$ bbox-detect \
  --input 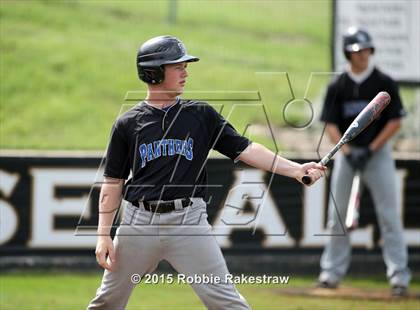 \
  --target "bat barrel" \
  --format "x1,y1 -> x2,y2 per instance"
341,91 -> 391,142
